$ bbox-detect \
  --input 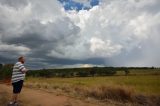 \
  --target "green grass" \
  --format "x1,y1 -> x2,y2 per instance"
115,69 -> 160,76
26,75 -> 160,95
